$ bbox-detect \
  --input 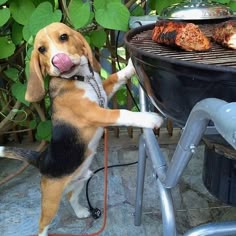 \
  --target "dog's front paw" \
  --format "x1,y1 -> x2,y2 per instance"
141,112 -> 163,129
75,205 -> 91,219
122,58 -> 136,79
127,58 -> 134,69
38,226 -> 49,236
117,110 -> 163,129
